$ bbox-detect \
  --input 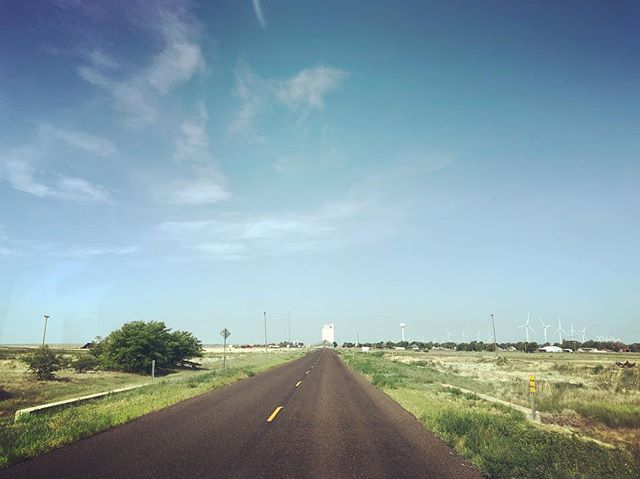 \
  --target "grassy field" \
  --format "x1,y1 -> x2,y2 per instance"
340,349 -> 640,479
0,346 -> 304,469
